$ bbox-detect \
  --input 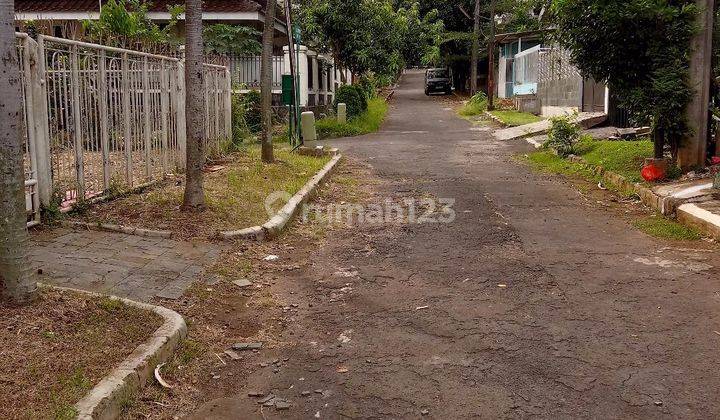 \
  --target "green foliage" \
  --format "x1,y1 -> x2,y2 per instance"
334,85 -> 368,119
490,110 -> 542,127
551,0 -> 697,158
459,92 -> 487,116
82,0 -> 182,48
633,215 -> 701,241
397,3 -> 445,68
318,98 -> 388,139
228,91 -> 251,150
243,90 -> 262,134
357,75 -> 379,100
574,137 -> 656,183
545,114 -> 580,157
203,24 -> 262,56
298,0 -> 444,79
